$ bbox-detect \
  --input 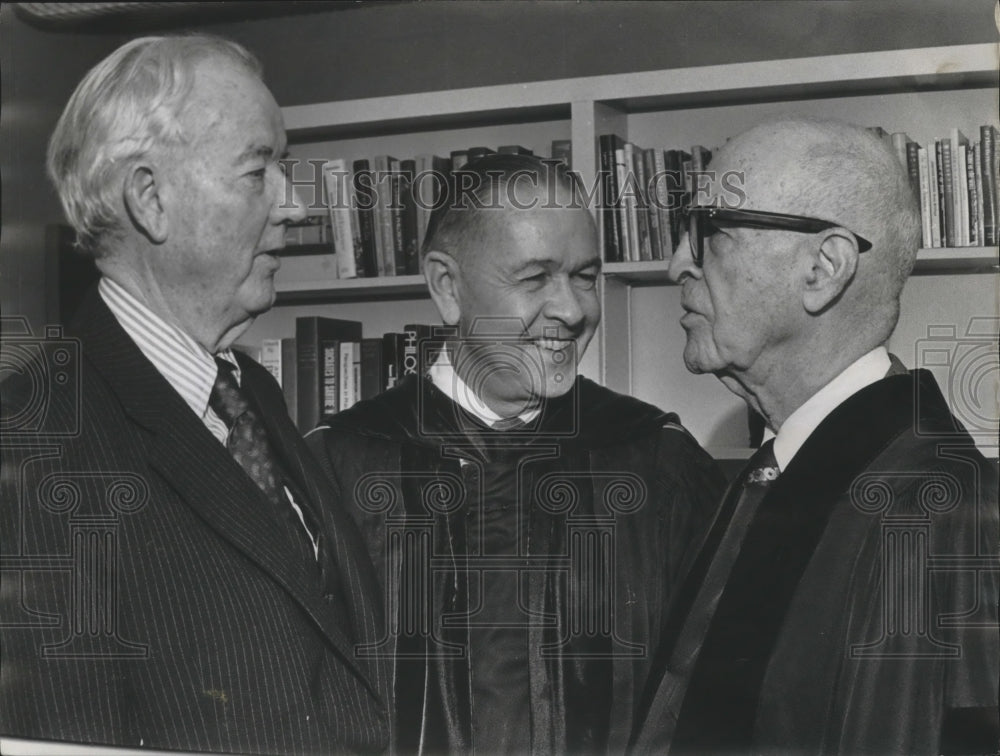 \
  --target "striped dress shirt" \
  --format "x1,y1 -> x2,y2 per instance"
99,277 -> 318,555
